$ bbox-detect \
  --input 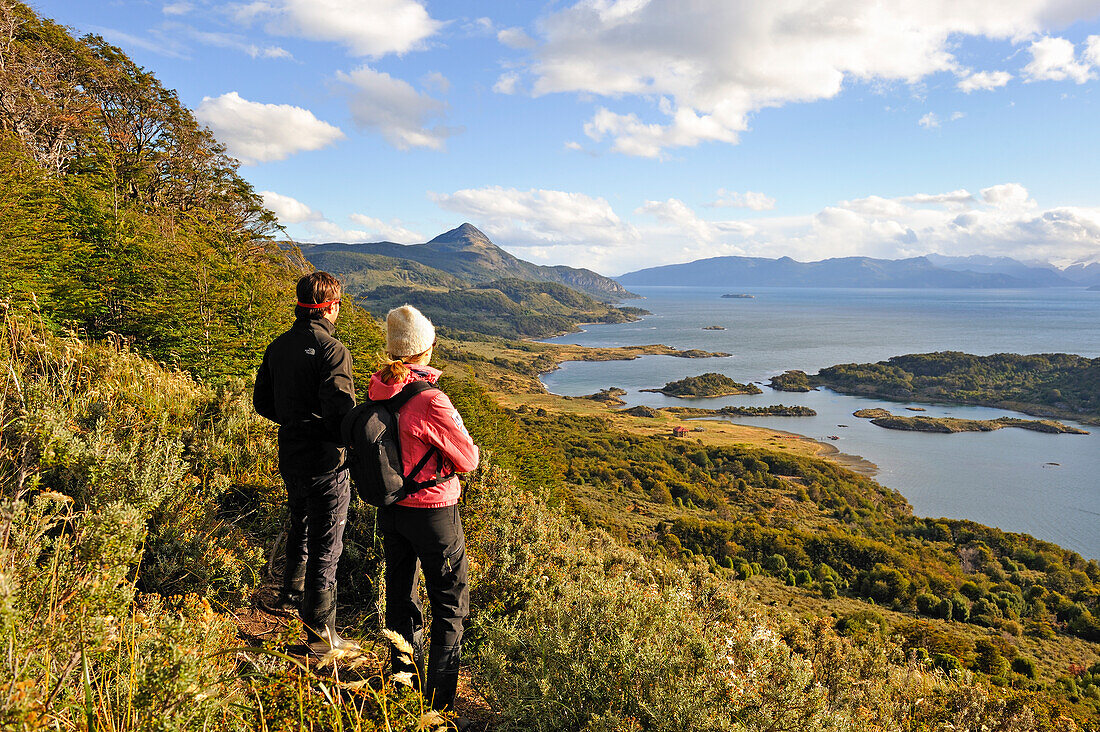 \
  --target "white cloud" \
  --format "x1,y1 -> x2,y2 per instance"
1087,35 -> 1100,67
260,191 -> 416,243
335,66 -> 453,150
422,71 -> 451,93
163,2 -> 194,15
918,112 -> 940,128
183,27 -> 292,59
260,191 -> 325,223
247,0 -> 442,57
897,190 -> 975,209
195,92 -> 344,164
430,187 -> 640,251
1022,36 -> 1095,83
564,141 -> 583,151
950,111 -> 965,121
498,27 -> 537,49
981,182 -> 1033,207
641,184 -> 1100,269
957,70 -> 1012,92
90,25 -> 189,58
348,214 -> 424,243
707,189 -> 776,211
426,183 -> 1100,272
493,72 -> 520,95
311,221 -> 371,241
516,0 -> 1087,156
